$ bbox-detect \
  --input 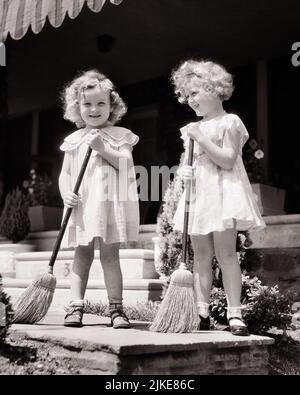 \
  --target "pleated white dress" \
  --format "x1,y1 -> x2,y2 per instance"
60,126 -> 140,247
173,112 -> 266,235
